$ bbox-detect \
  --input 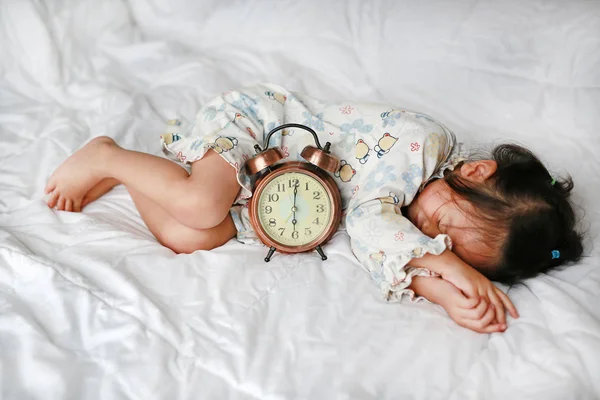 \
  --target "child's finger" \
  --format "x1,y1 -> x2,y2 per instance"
455,293 -> 480,309
496,288 -> 519,319
460,310 -> 506,334
460,293 -> 481,308
461,298 -> 488,320
488,291 -> 506,326
479,323 -> 507,334
475,304 -> 496,329
448,274 -> 477,299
